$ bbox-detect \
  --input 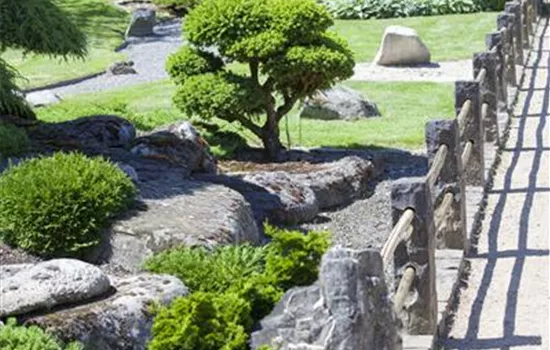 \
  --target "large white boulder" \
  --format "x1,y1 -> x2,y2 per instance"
0,259 -> 111,317
374,25 -> 431,66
